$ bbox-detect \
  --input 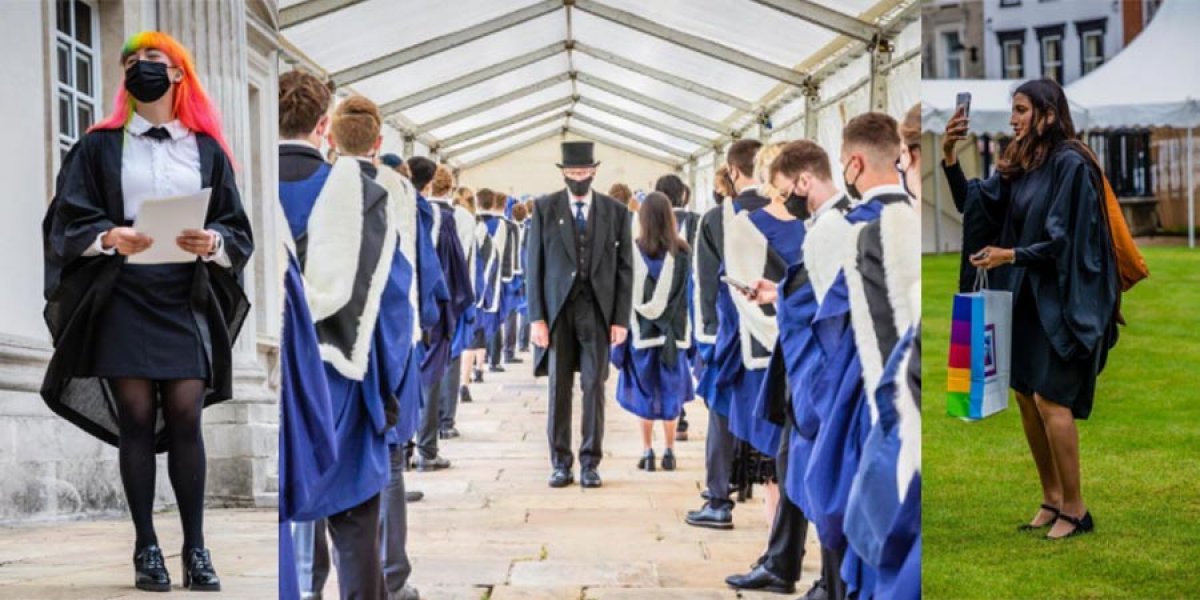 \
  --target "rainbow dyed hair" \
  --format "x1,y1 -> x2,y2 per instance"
90,31 -> 234,162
